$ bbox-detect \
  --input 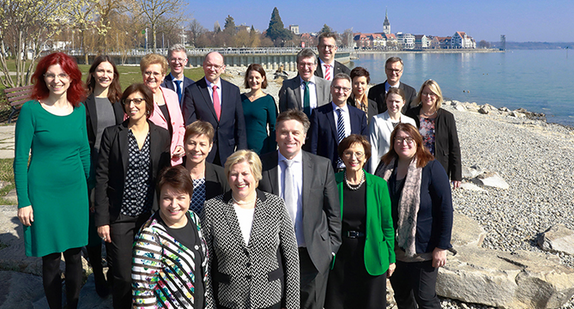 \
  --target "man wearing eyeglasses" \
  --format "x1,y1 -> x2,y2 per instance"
183,51 -> 247,165
368,57 -> 417,113
314,32 -> 350,81
161,44 -> 194,107
309,73 -> 368,172
278,48 -> 332,117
